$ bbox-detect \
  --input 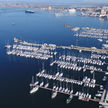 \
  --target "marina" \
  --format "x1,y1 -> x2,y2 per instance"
65,24 -> 108,46
22,38 -> 108,107
1,6 -> 108,108
29,67 -> 108,107
50,60 -> 107,73
29,71 -> 100,103
30,84 -> 100,102
5,38 -> 108,107
6,38 -> 57,60
36,70 -> 99,87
